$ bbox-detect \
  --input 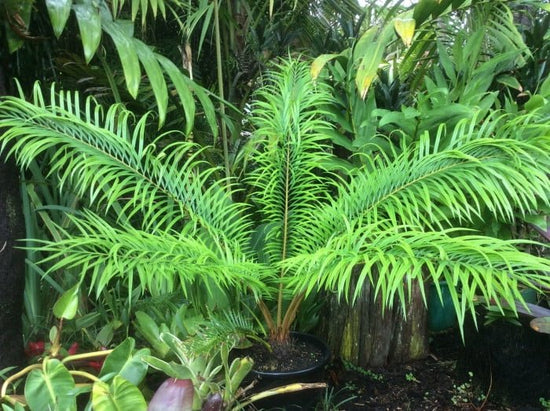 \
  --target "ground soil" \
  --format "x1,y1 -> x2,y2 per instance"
322,330 -> 547,411
246,328 -> 549,410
